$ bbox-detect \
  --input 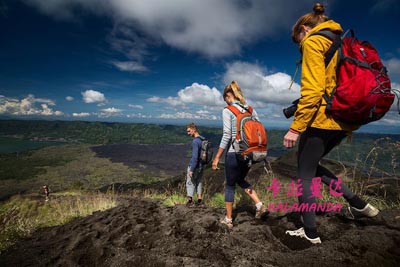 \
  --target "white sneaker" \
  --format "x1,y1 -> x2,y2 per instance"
220,217 -> 233,229
285,227 -> 322,244
349,203 -> 379,218
255,204 -> 268,219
